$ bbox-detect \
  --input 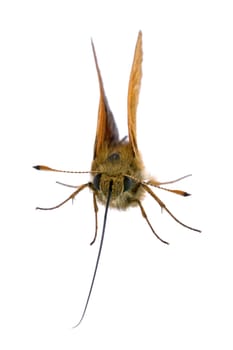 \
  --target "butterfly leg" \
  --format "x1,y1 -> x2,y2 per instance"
142,184 -> 201,233
90,193 -> 99,245
136,200 -> 169,245
36,183 -> 90,210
